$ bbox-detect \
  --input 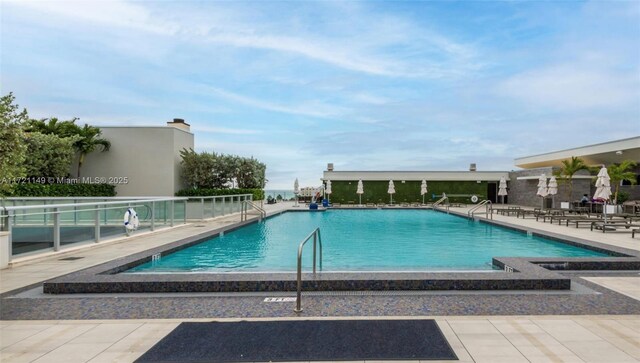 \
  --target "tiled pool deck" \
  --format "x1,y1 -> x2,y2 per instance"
1,202 -> 640,362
